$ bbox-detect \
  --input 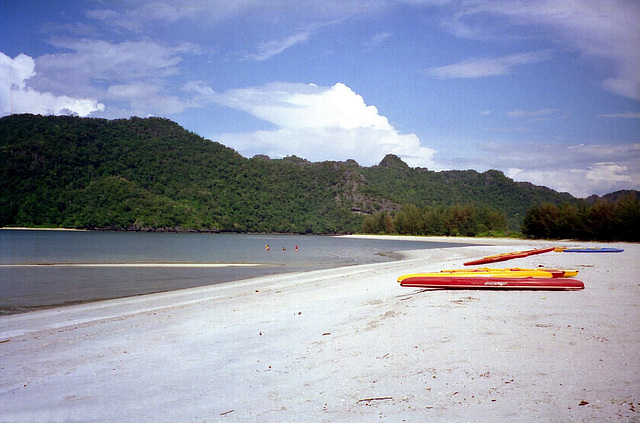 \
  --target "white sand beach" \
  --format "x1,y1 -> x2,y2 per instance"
1,237 -> 638,422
